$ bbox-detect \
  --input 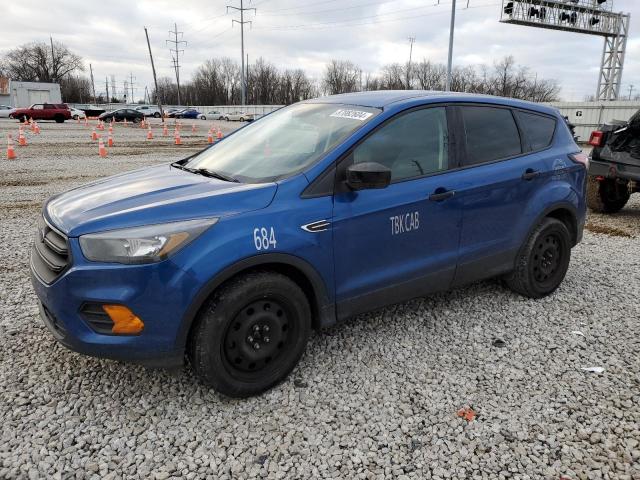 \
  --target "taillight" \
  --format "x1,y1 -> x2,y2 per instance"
588,130 -> 604,147
569,152 -> 589,169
